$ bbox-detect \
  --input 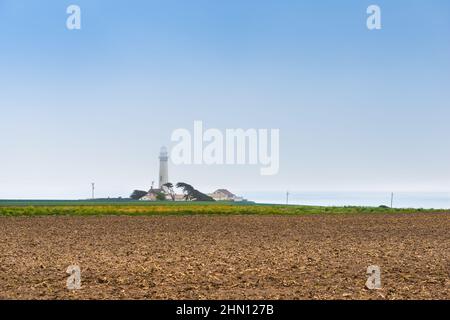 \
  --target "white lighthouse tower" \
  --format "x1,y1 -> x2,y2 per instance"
158,146 -> 169,188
